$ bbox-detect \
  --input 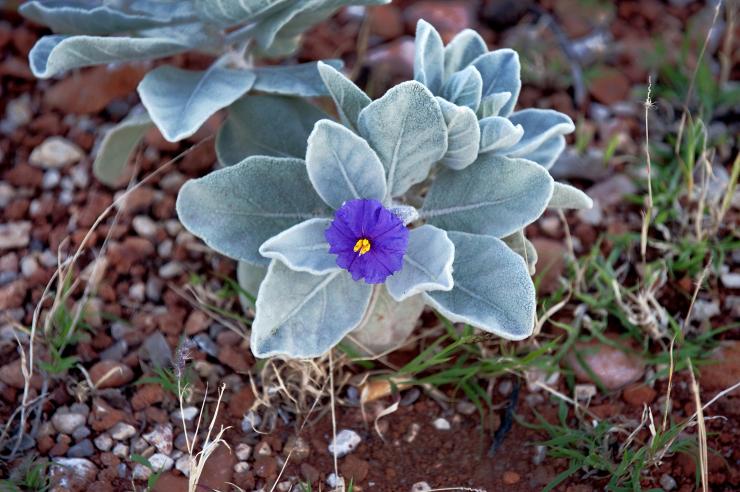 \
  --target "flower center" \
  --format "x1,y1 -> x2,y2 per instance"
353,238 -> 371,256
